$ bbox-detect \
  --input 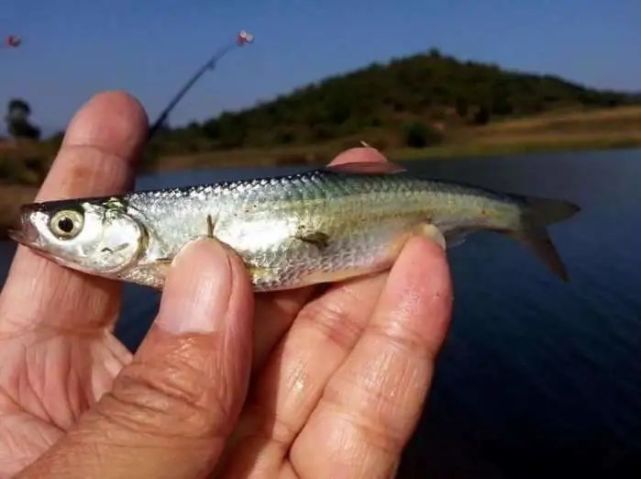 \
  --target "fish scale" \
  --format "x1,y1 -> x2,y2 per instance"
120,169 -> 522,290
